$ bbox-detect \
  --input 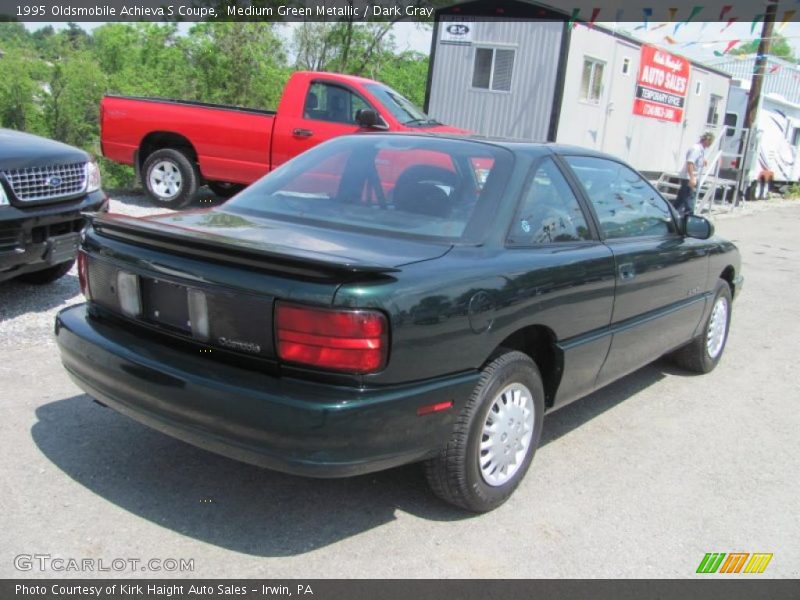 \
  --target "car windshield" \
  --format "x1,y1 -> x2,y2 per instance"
364,83 -> 438,126
226,135 -> 513,243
